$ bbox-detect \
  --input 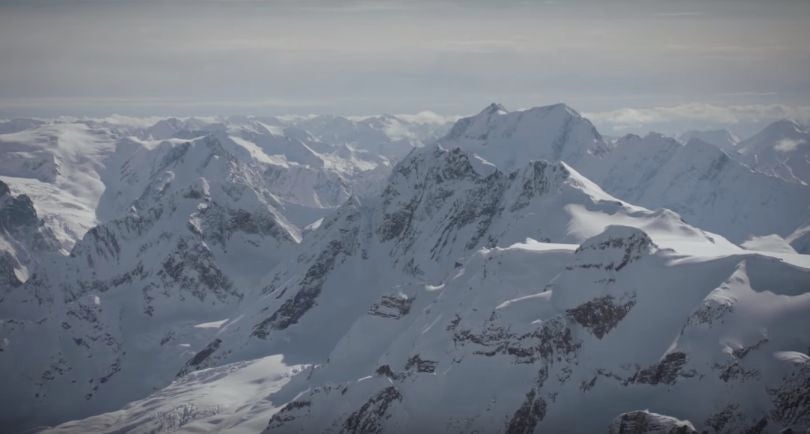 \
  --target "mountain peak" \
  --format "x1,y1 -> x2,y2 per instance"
537,102 -> 579,117
573,225 -> 658,272
763,118 -> 805,134
441,103 -> 607,171
479,102 -> 508,116
742,119 -> 808,149
678,129 -> 739,151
